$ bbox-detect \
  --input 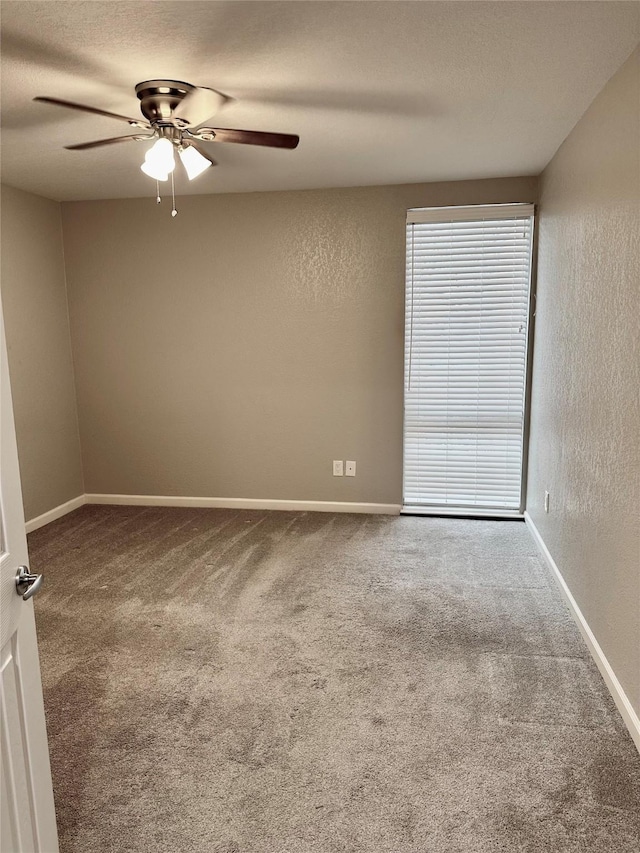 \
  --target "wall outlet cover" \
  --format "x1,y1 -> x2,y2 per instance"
333,460 -> 344,476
